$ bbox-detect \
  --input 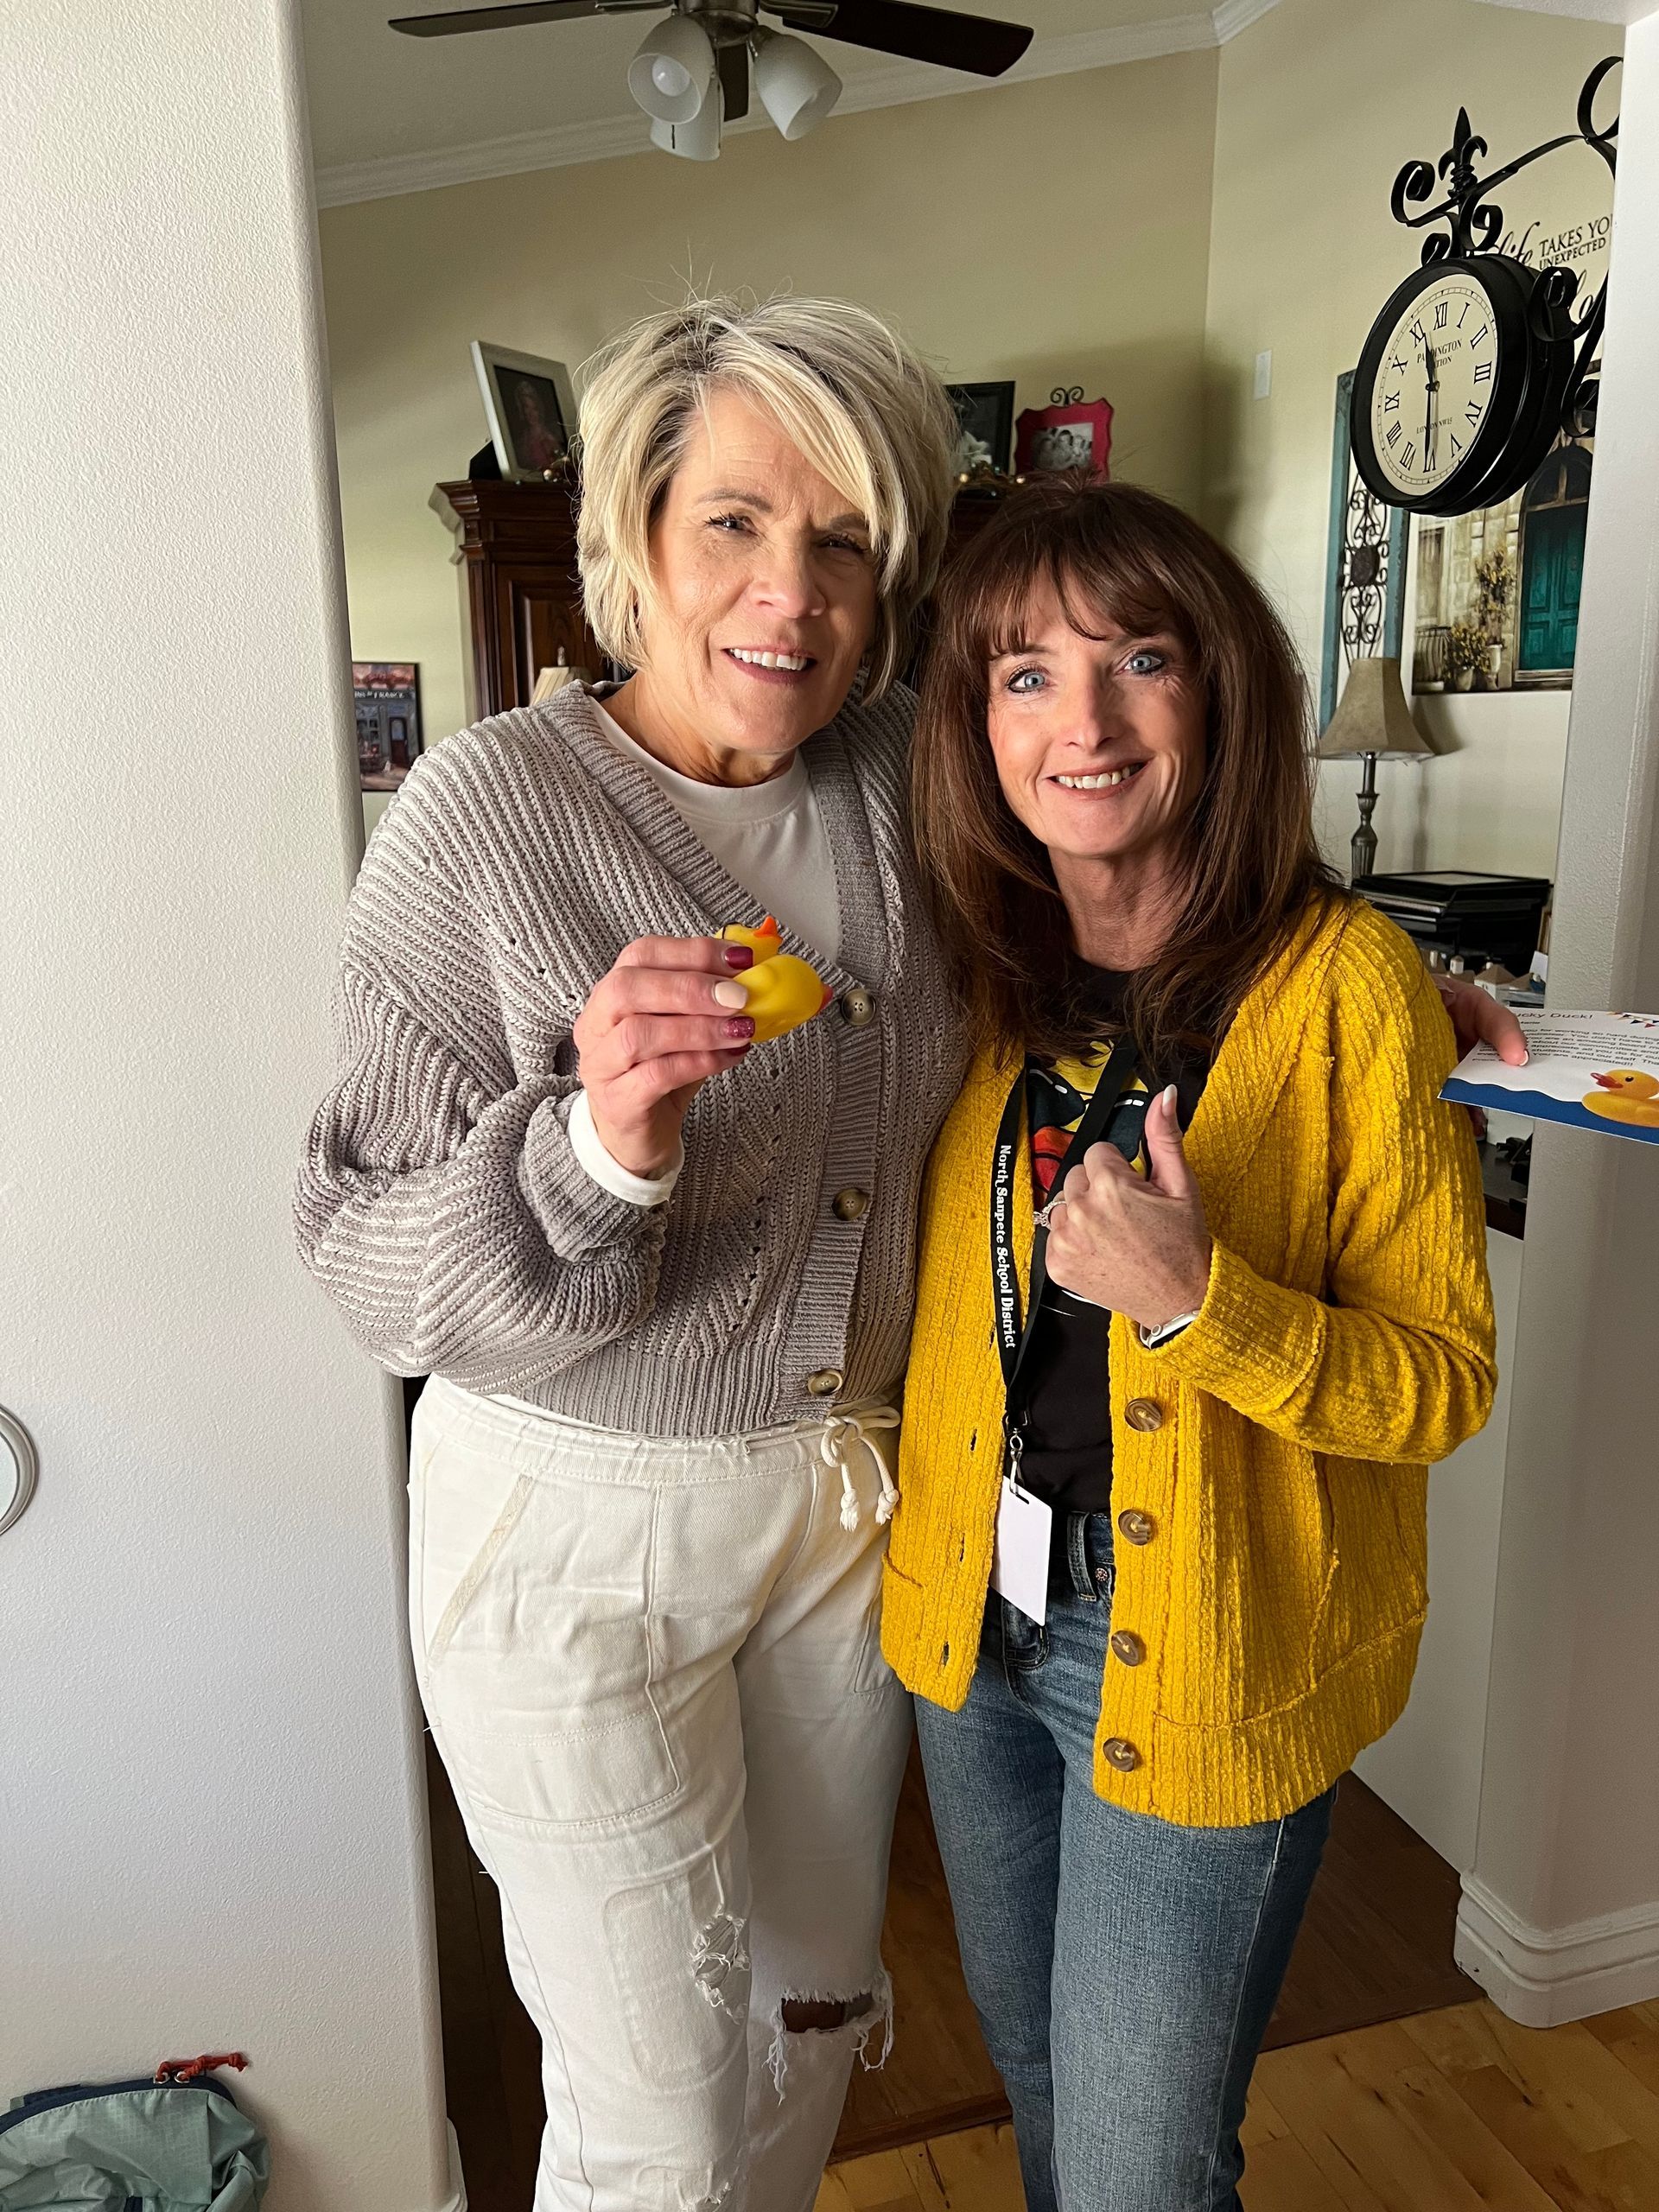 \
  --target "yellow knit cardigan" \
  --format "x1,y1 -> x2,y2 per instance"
883,897 -> 1497,1827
